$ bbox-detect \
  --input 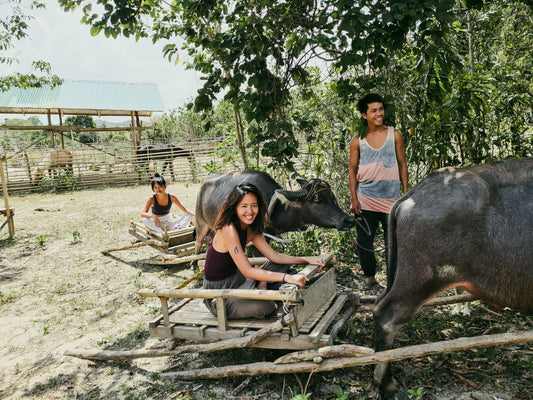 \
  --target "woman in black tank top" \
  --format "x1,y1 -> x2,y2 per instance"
141,173 -> 195,233
202,183 -> 326,320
